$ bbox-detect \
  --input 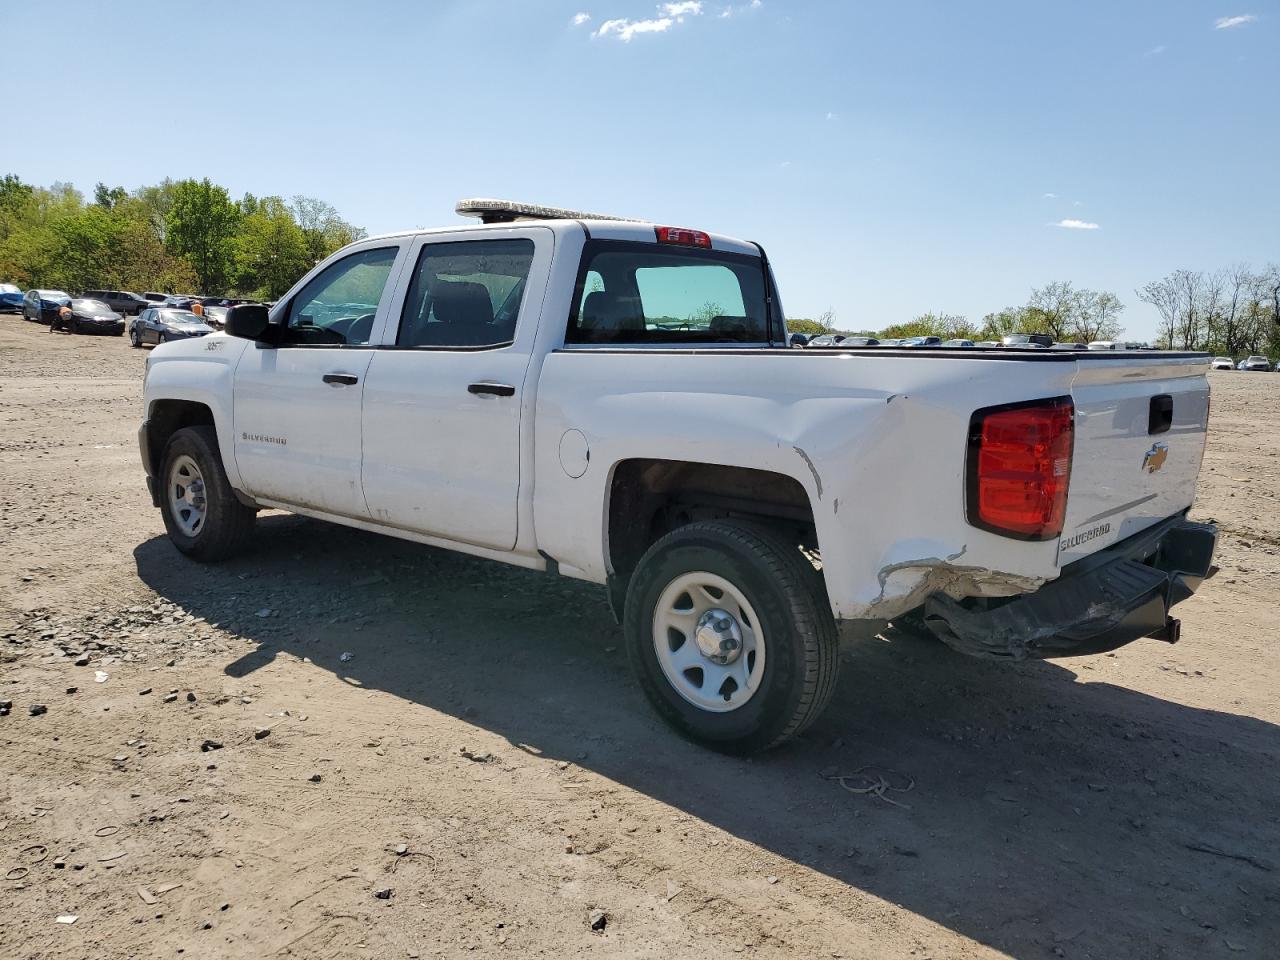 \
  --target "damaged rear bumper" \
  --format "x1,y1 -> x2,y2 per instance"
922,515 -> 1217,660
